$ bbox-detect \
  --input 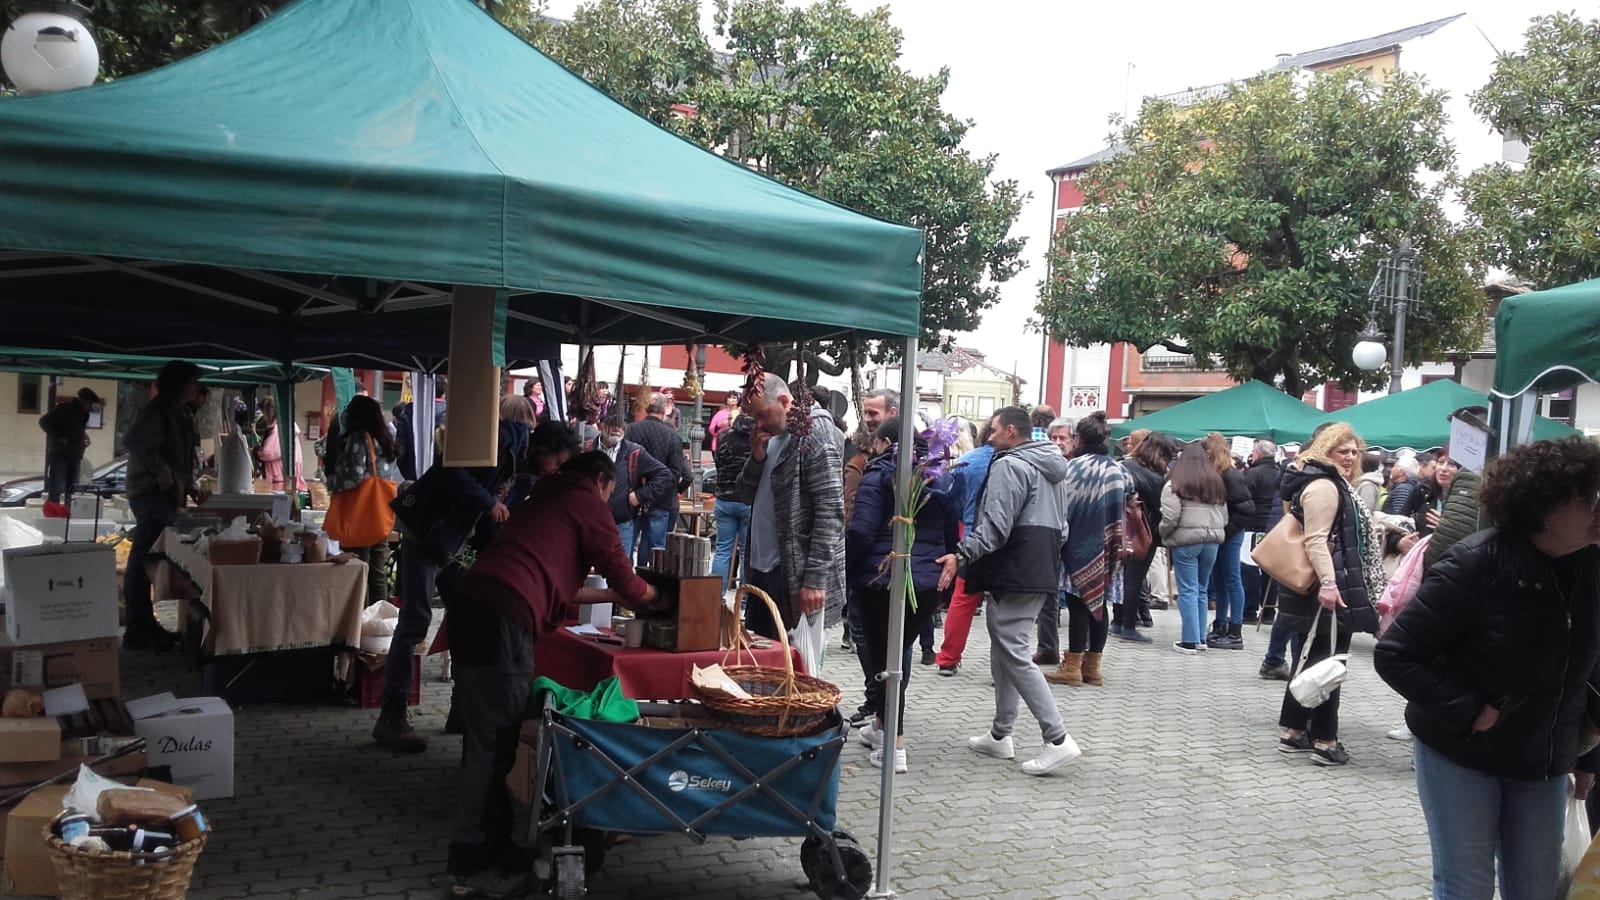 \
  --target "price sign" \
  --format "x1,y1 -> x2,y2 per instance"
1448,416 -> 1488,472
